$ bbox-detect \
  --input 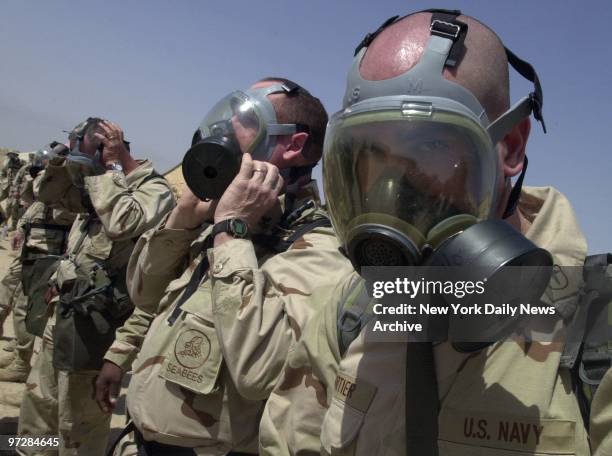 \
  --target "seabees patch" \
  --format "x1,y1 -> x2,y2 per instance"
174,329 -> 211,369
159,307 -> 223,395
